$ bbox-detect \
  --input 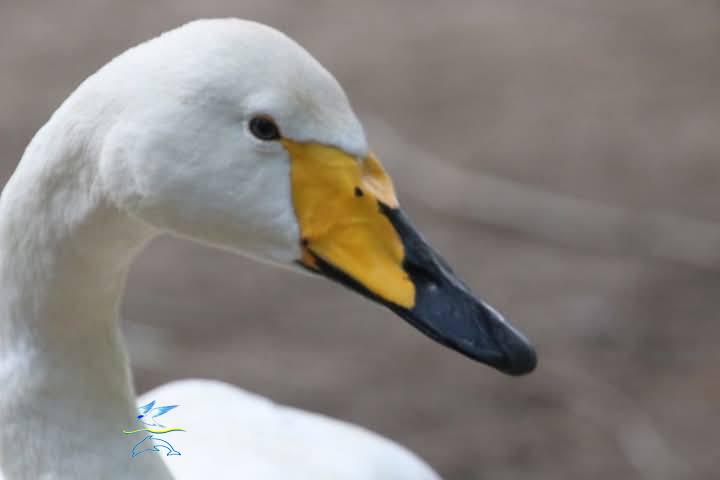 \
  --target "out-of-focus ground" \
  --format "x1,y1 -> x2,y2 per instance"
1,1 -> 718,478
